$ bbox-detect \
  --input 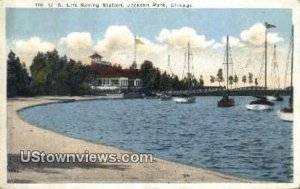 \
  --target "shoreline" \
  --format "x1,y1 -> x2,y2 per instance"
7,96 -> 248,183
